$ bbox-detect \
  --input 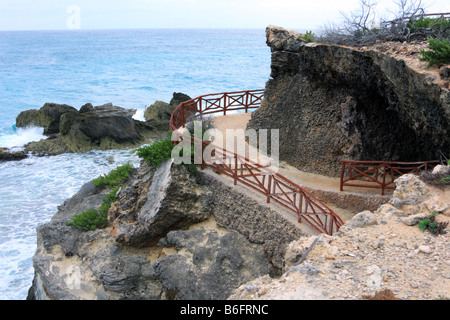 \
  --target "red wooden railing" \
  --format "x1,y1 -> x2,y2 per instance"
170,90 -> 344,235
340,160 -> 439,195
170,89 -> 265,131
